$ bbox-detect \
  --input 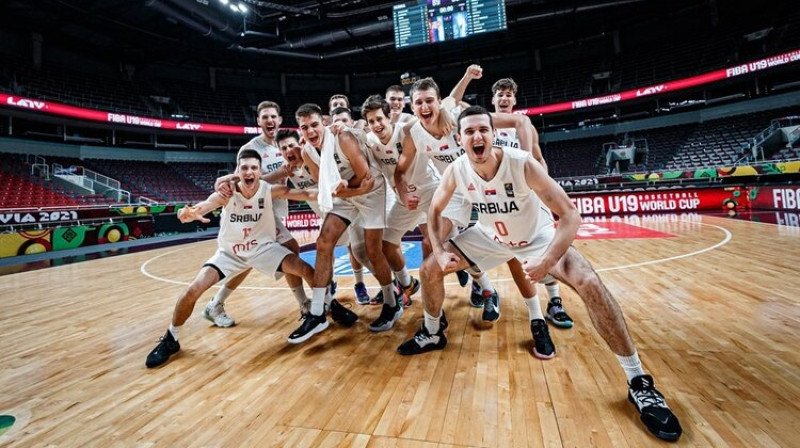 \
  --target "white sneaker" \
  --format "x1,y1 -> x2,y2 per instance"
202,302 -> 235,327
